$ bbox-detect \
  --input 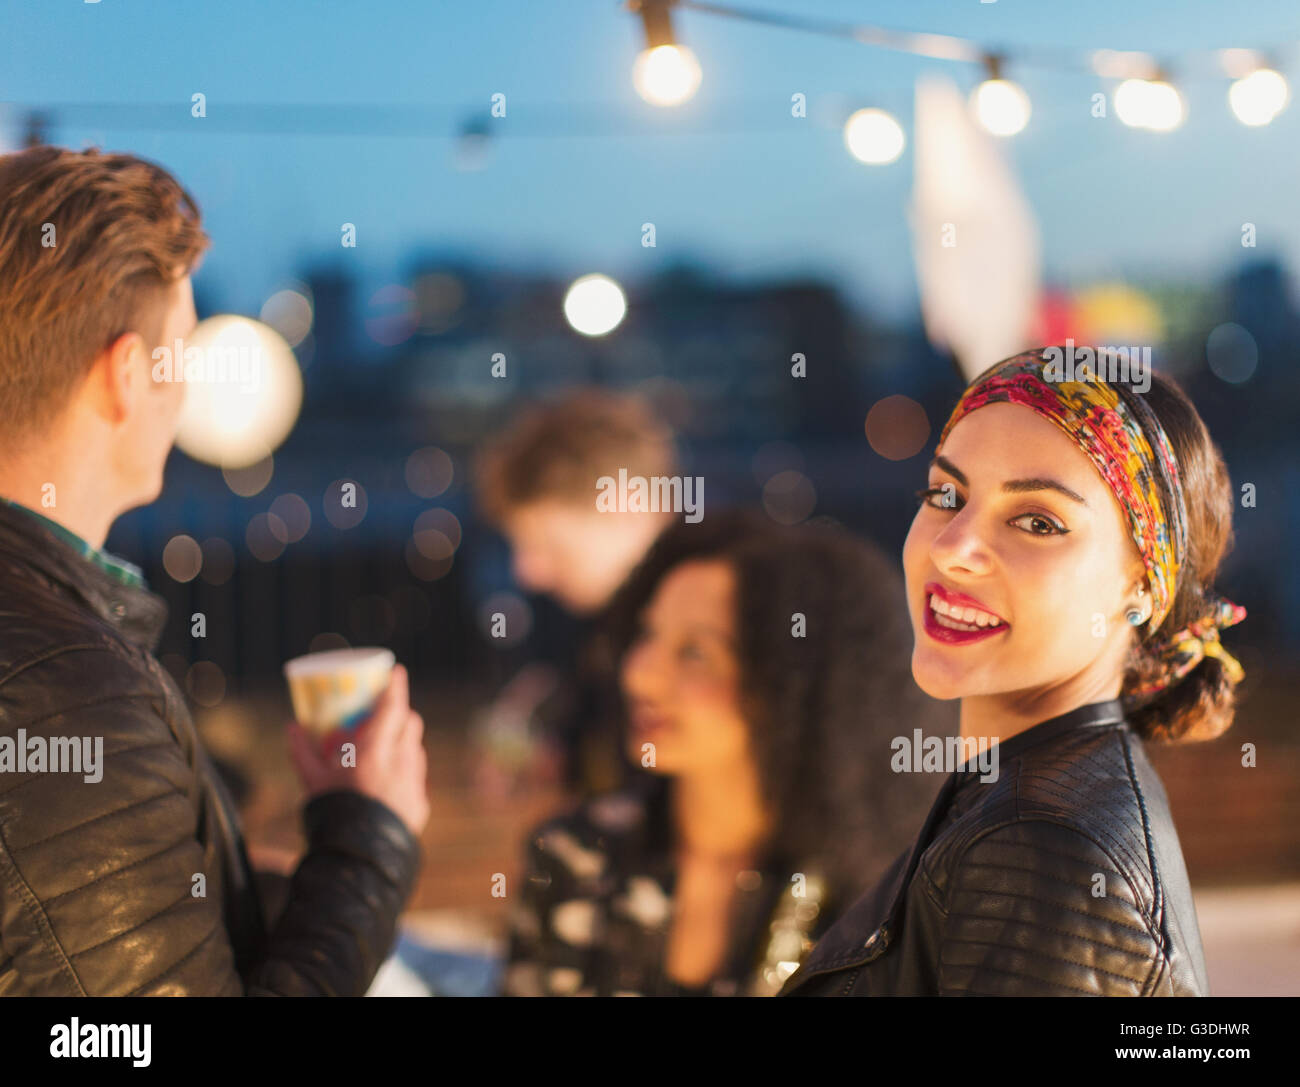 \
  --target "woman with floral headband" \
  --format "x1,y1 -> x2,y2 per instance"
780,348 -> 1246,997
